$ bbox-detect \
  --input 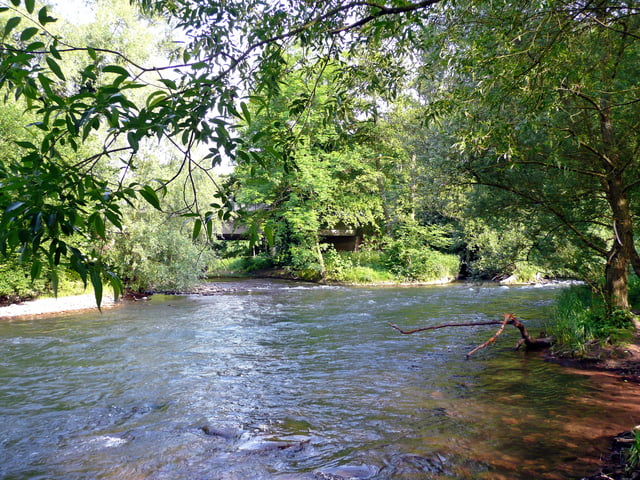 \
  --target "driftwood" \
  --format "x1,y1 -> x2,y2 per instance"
389,313 -> 554,359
